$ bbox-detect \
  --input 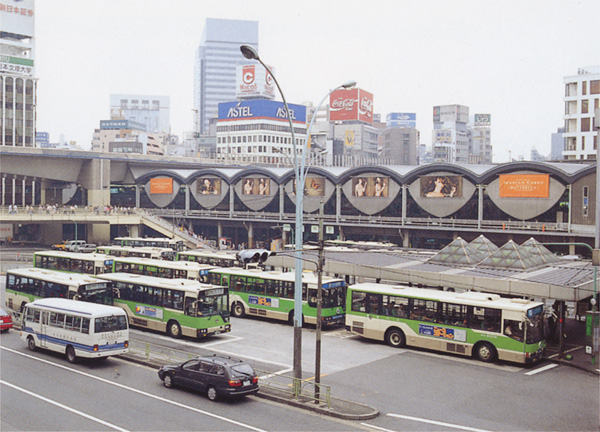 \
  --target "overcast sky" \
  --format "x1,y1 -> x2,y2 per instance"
34,0 -> 599,162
